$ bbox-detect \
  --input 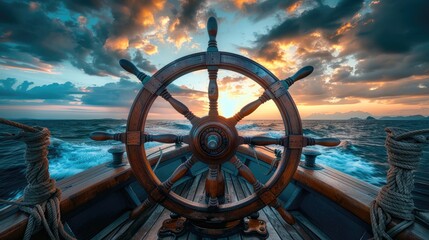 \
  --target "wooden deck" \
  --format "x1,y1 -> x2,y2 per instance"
131,171 -> 323,240
2,145 -> 428,239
